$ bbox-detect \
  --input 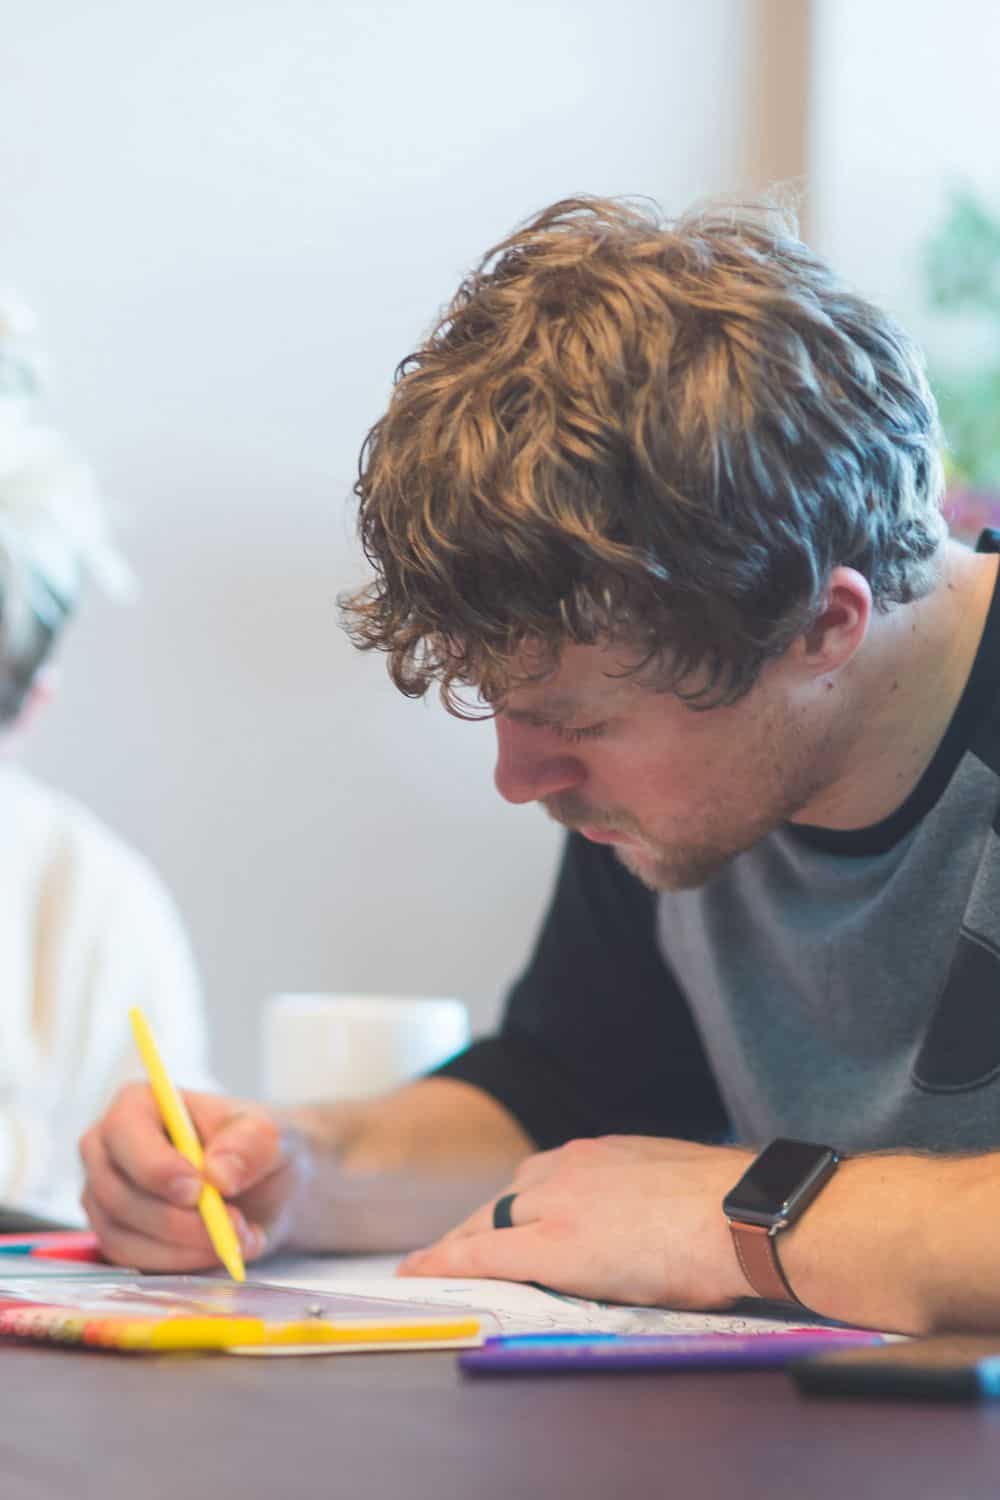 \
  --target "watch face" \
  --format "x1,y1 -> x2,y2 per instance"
723,1139 -> 839,1228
